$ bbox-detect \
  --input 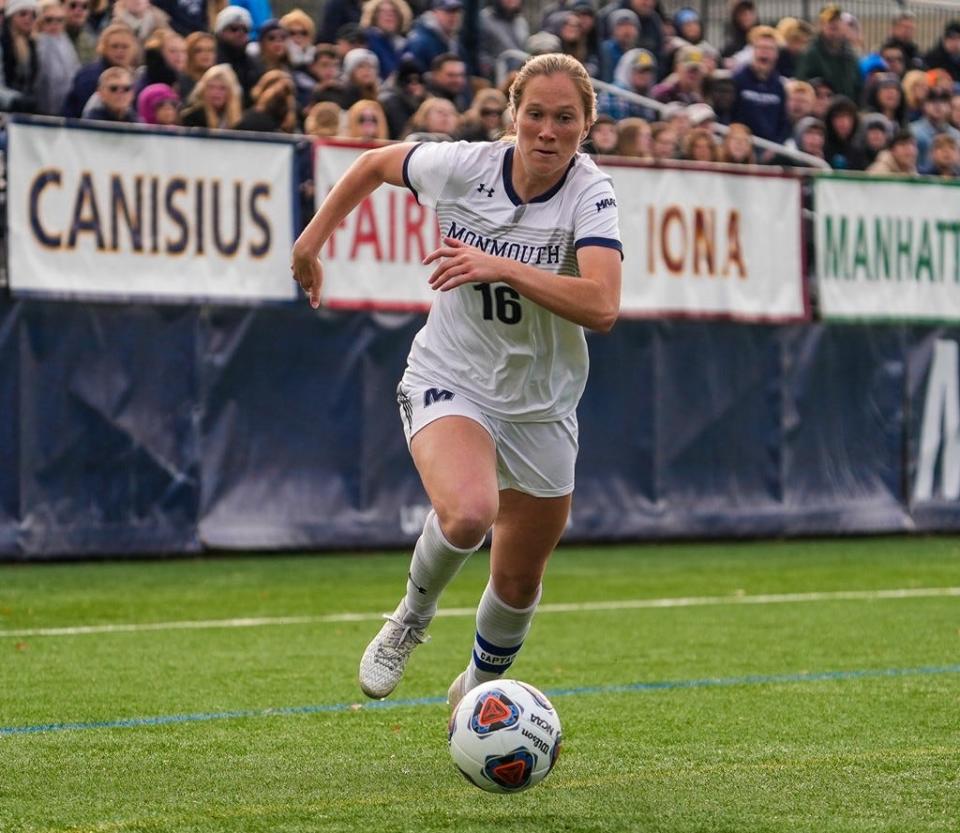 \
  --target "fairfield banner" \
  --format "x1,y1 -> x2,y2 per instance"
314,142 -> 807,320
815,174 -> 960,321
7,119 -> 296,303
